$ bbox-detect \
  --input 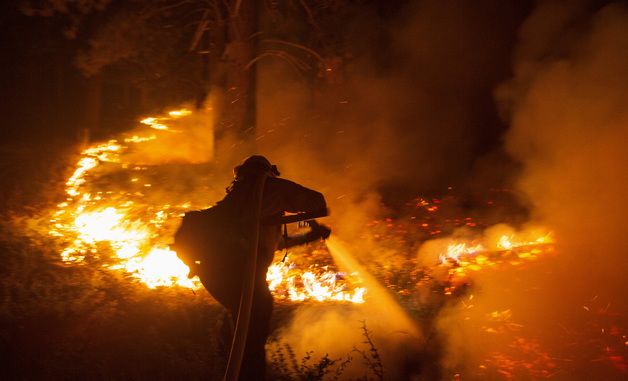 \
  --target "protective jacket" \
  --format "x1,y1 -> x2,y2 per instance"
175,174 -> 326,381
